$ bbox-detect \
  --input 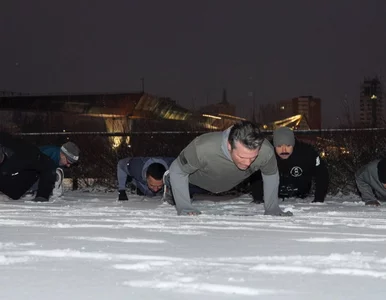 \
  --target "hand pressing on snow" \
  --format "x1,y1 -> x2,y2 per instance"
179,208 -> 202,216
